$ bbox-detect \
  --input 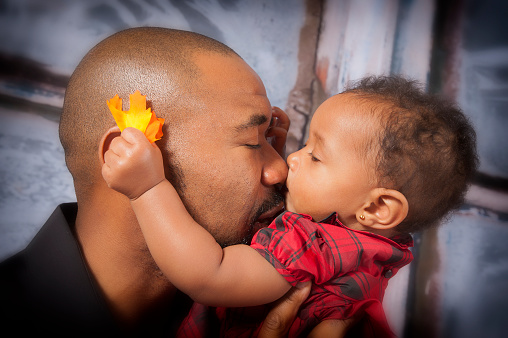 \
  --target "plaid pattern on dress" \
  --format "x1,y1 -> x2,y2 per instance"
178,211 -> 413,337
